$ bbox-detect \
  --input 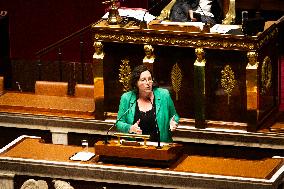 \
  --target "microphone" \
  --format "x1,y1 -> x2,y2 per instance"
104,101 -> 135,144
147,97 -> 161,149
